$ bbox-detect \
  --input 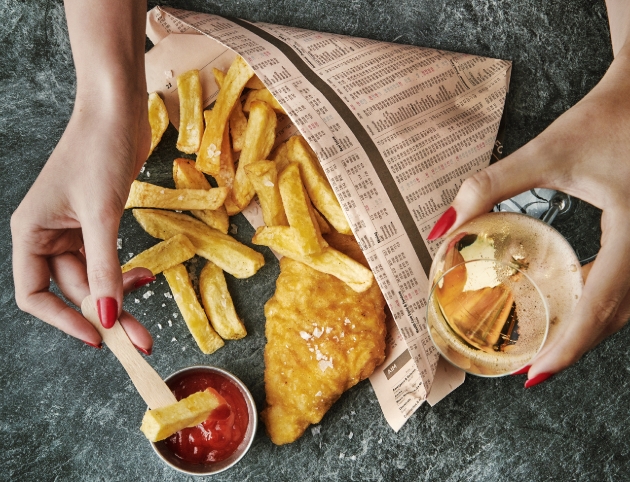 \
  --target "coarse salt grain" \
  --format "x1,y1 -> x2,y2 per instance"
164,292 -> 173,299
168,319 -> 173,327
117,238 -> 122,250
134,299 -> 140,304
142,290 -> 153,299
157,323 -> 162,330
